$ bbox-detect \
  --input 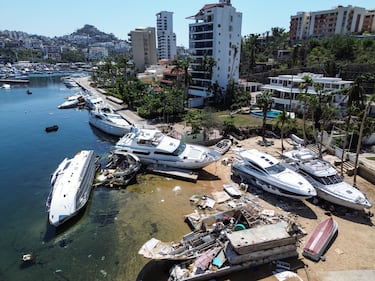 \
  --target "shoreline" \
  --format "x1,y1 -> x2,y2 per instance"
75,75 -> 375,281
